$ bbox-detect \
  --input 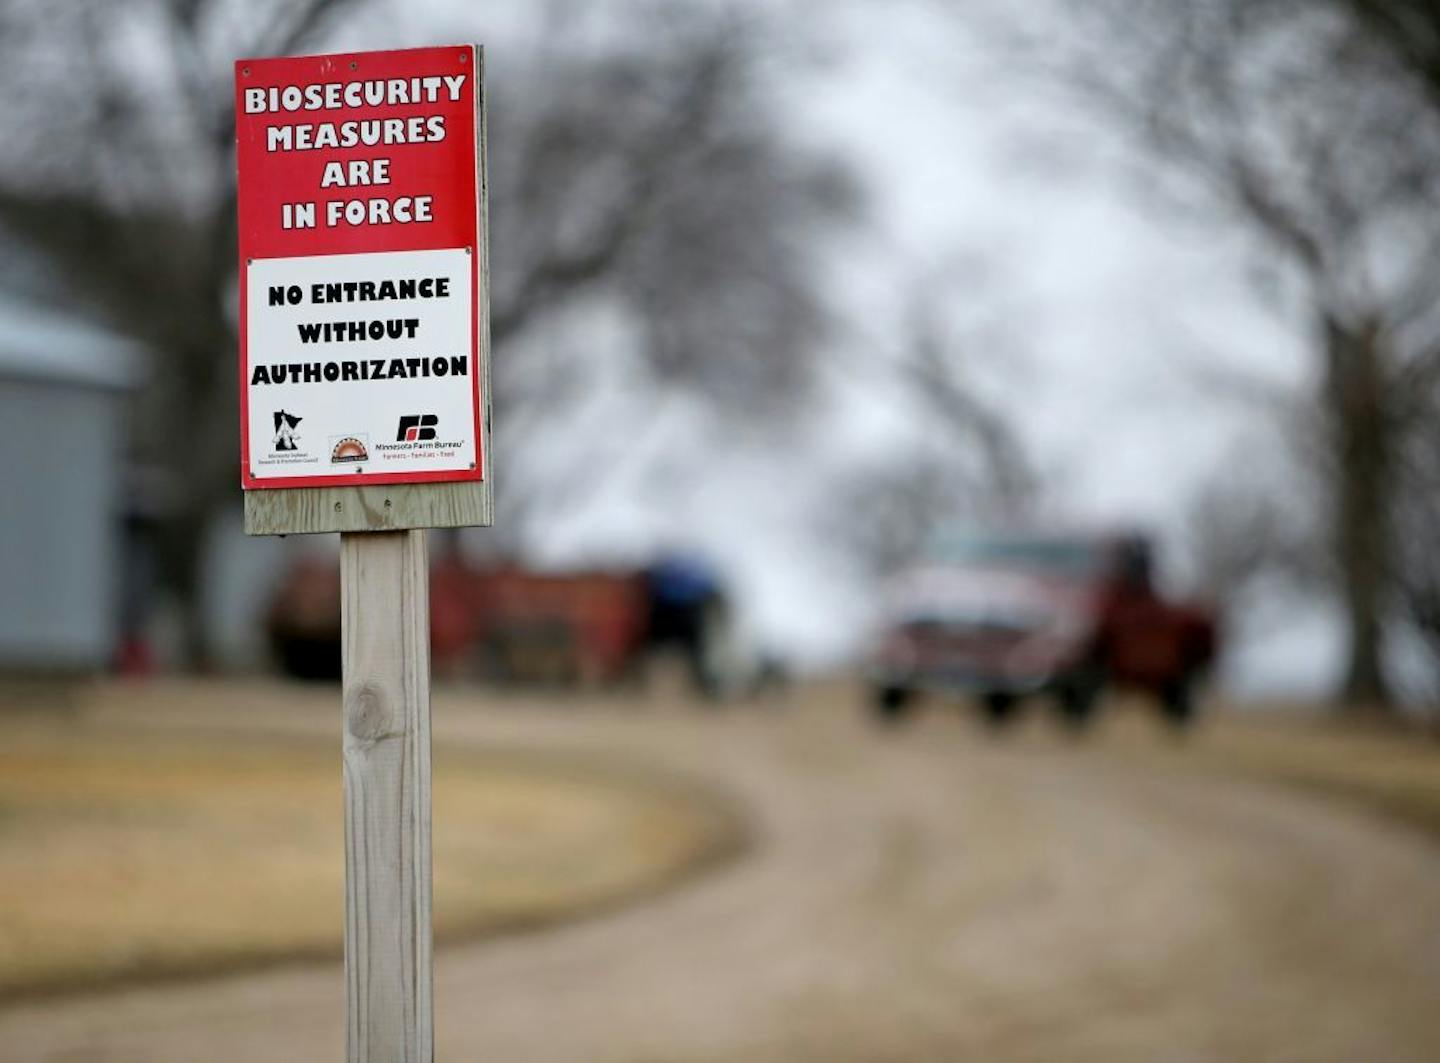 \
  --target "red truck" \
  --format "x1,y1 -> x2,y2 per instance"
869,531 -> 1217,729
